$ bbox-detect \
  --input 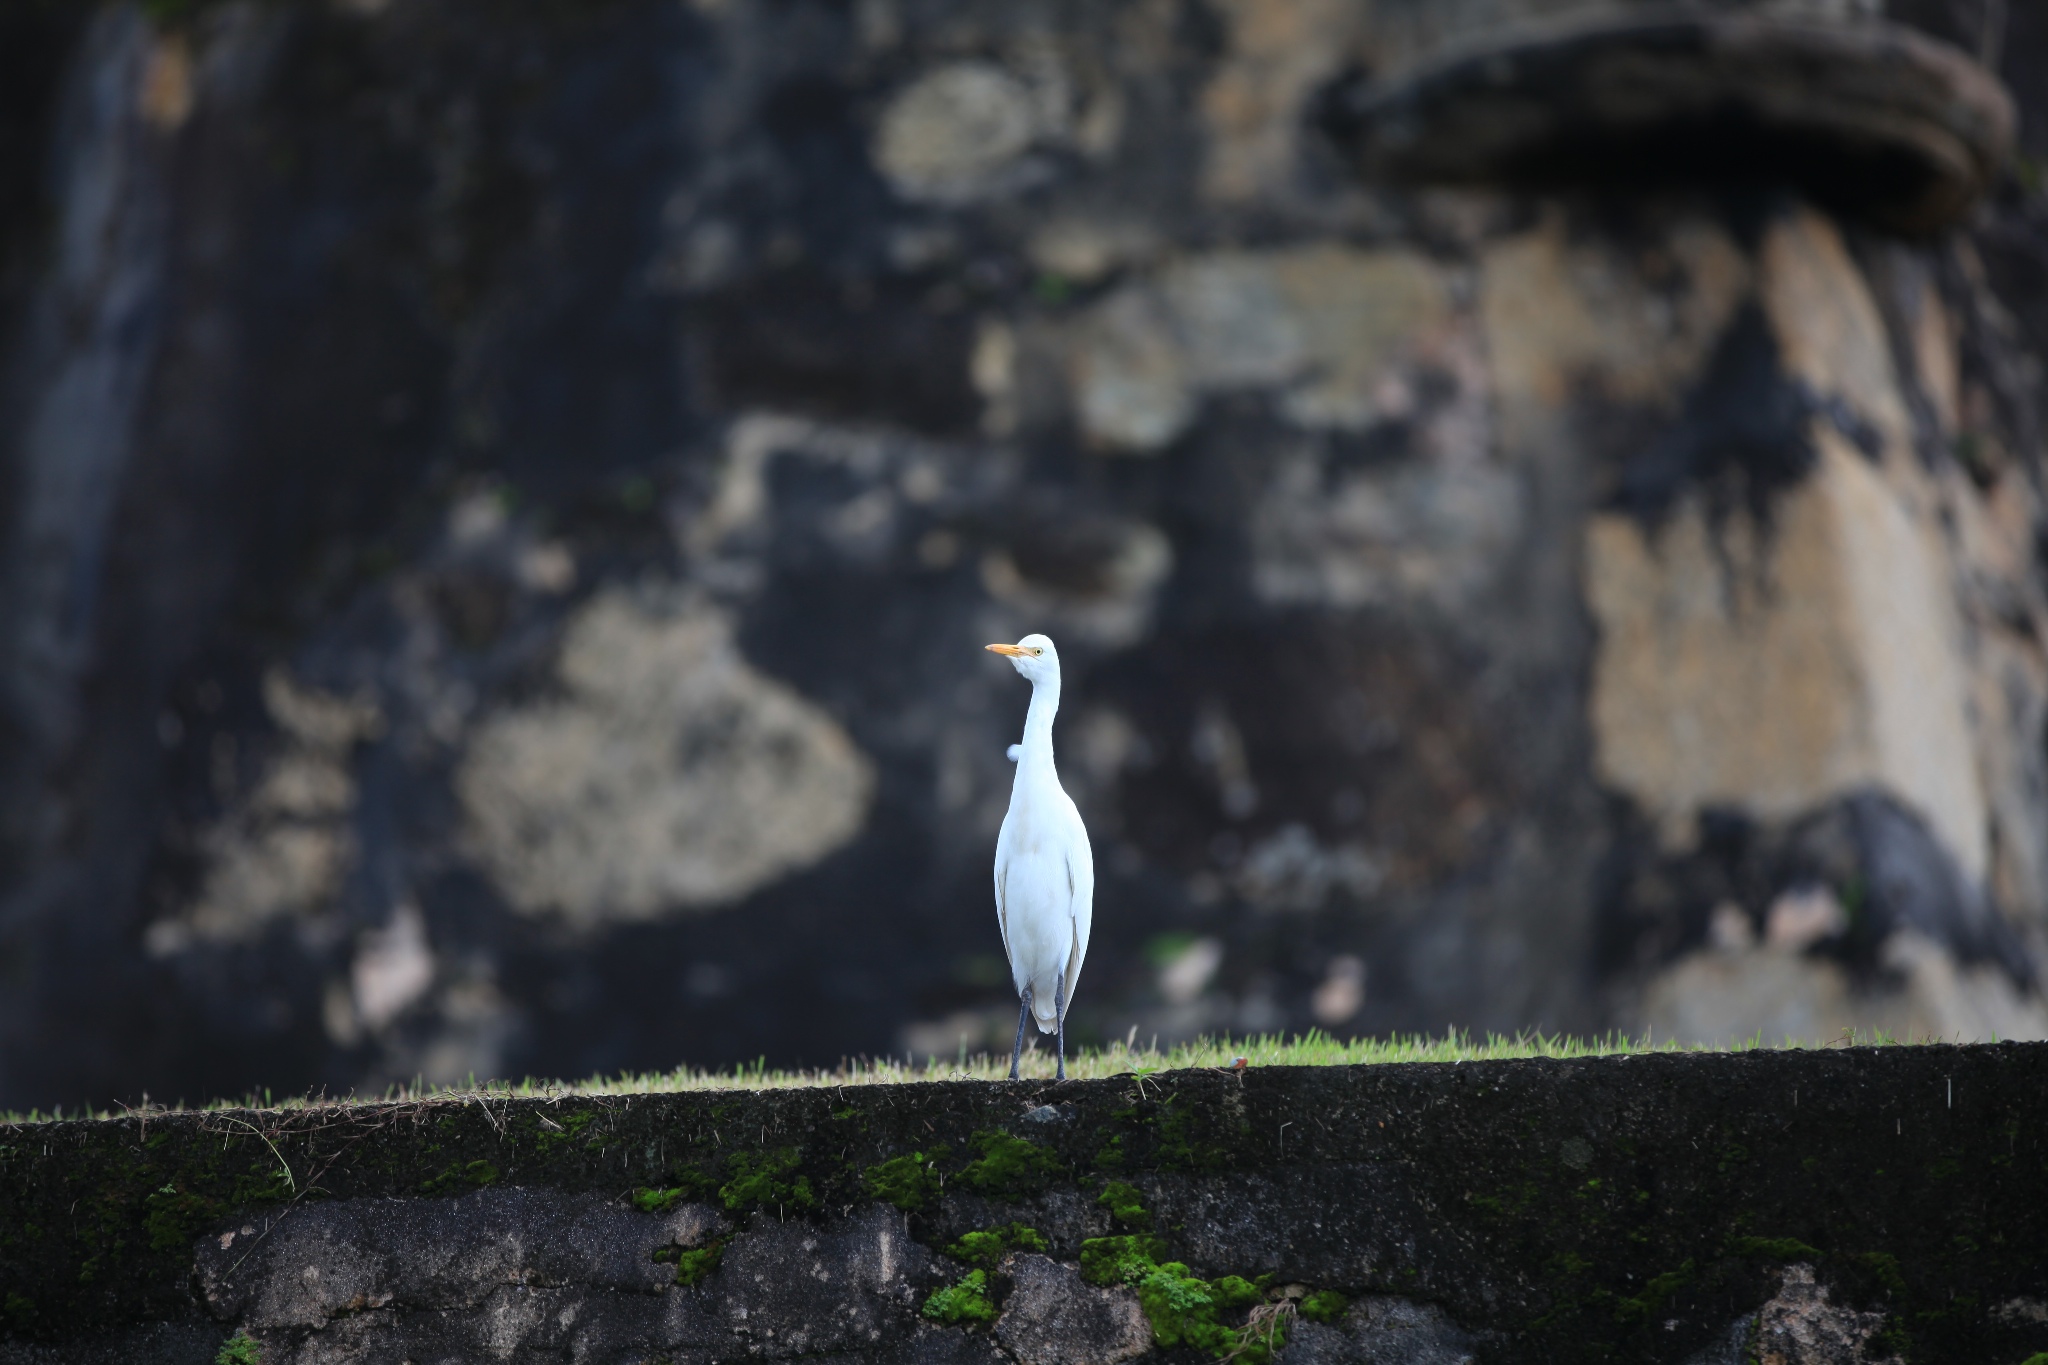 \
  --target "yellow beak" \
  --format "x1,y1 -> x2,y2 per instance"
985,643 -> 1028,657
